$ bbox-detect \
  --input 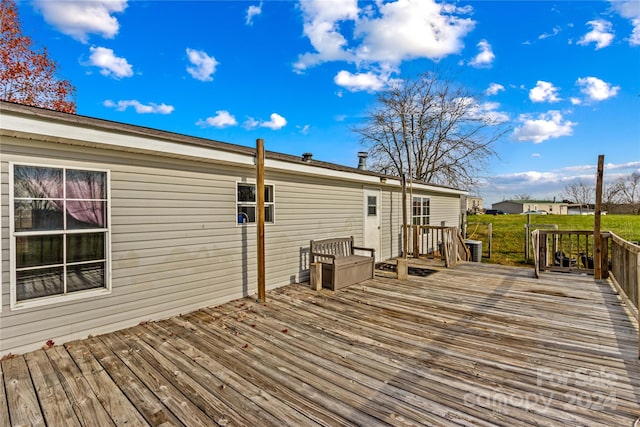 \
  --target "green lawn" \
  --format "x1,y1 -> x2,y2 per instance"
465,214 -> 640,266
